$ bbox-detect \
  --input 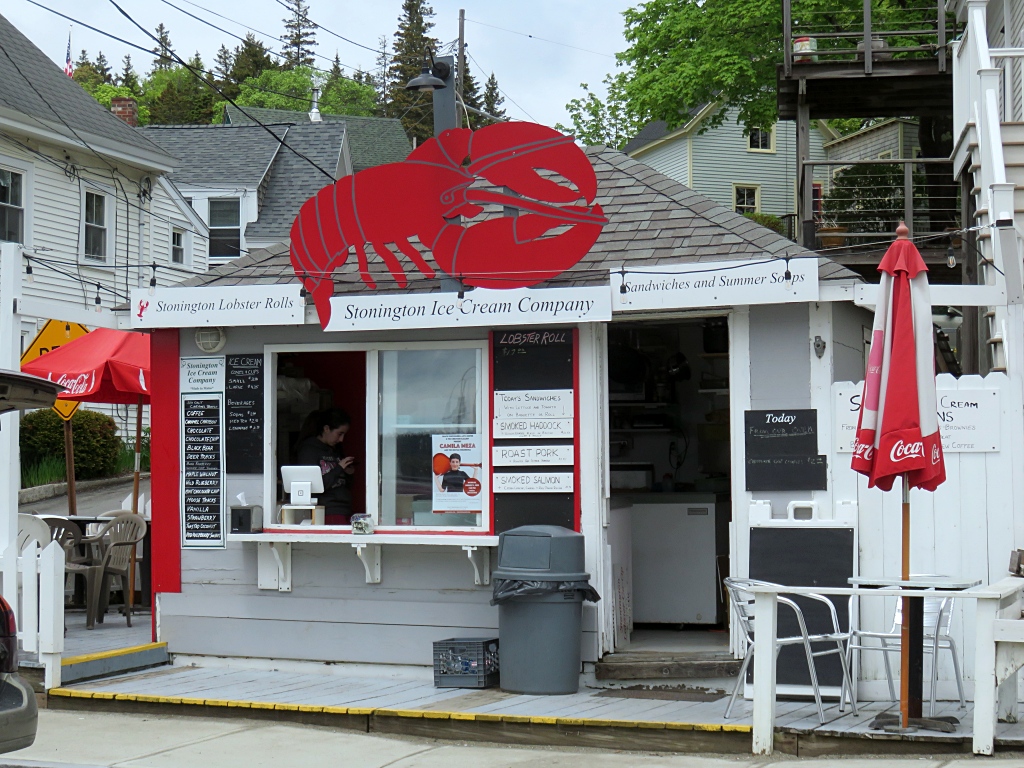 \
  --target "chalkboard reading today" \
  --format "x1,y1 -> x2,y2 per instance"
182,395 -> 224,546
744,409 -> 827,491
491,329 -> 576,534
225,355 -> 263,474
